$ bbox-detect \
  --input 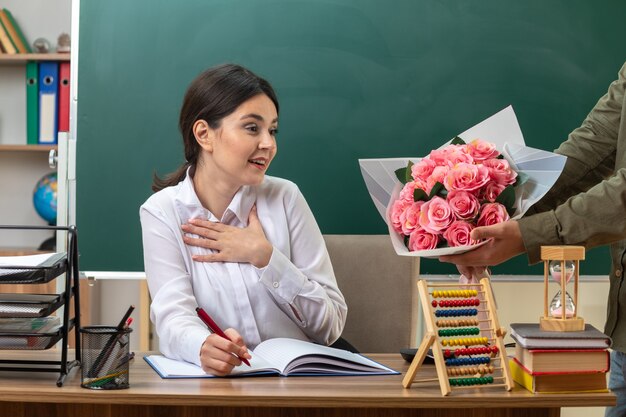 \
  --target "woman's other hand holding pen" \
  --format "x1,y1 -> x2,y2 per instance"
199,328 -> 252,376
182,206 -> 273,268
